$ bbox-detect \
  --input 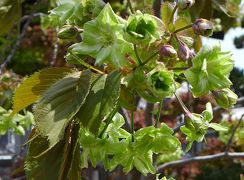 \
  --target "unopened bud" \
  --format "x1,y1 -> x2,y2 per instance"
192,18 -> 213,37
177,0 -> 195,10
213,88 -> 238,109
177,42 -> 195,61
58,25 -> 78,39
160,45 -> 177,58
